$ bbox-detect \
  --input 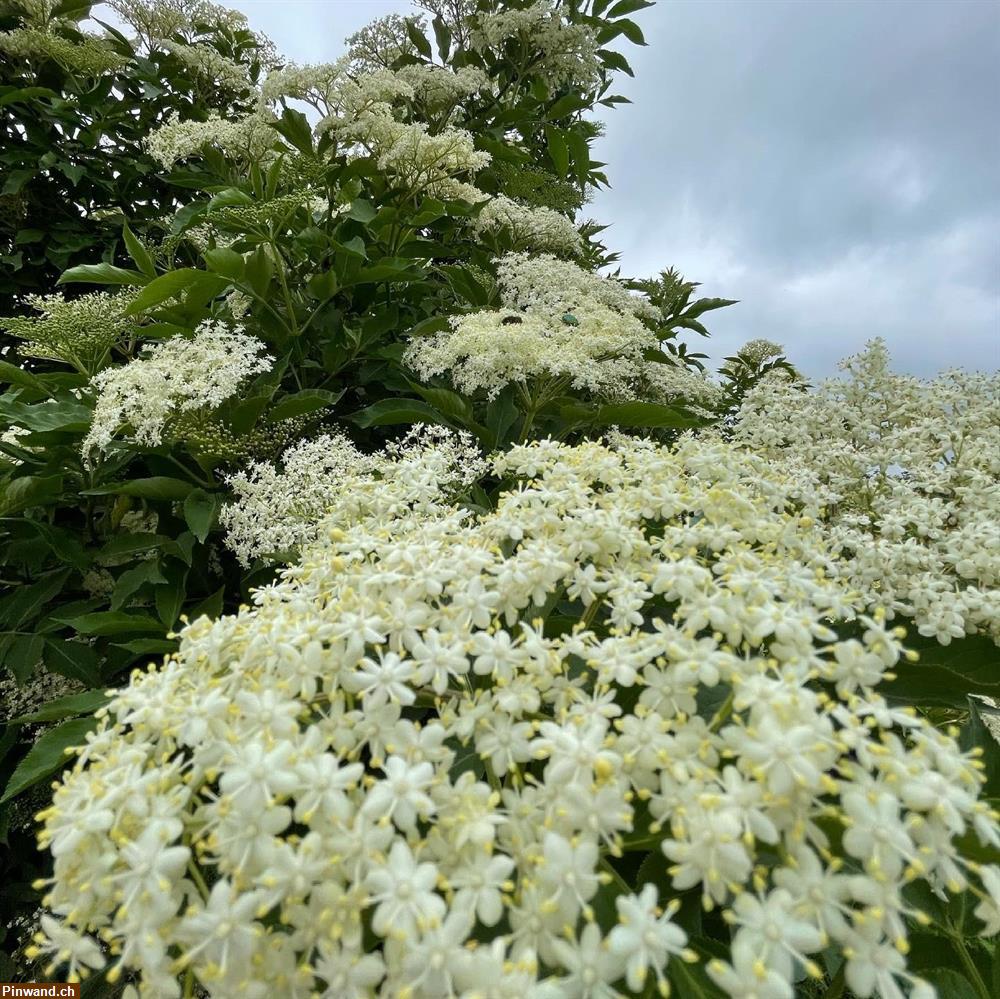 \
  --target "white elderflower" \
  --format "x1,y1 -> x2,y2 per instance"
472,195 -> 583,257
221,424 -> 485,564
404,252 -> 660,401
34,436 -> 1000,997
608,885 -> 692,994
82,322 -> 272,457
146,110 -> 276,169
732,339 -> 1000,644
